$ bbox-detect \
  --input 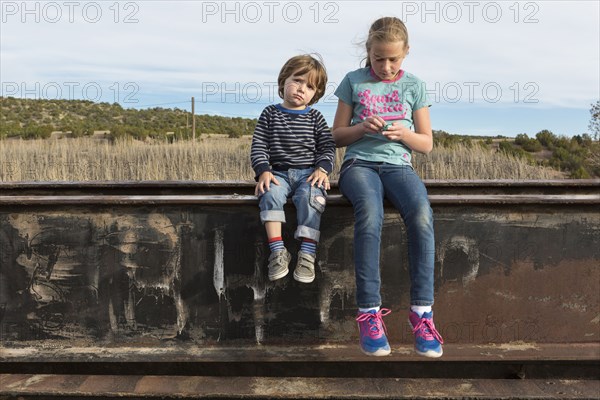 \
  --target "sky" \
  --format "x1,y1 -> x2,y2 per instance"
1,0 -> 599,137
